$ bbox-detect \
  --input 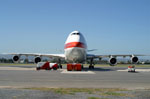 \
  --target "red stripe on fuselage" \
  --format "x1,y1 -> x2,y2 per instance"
65,42 -> 86,49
